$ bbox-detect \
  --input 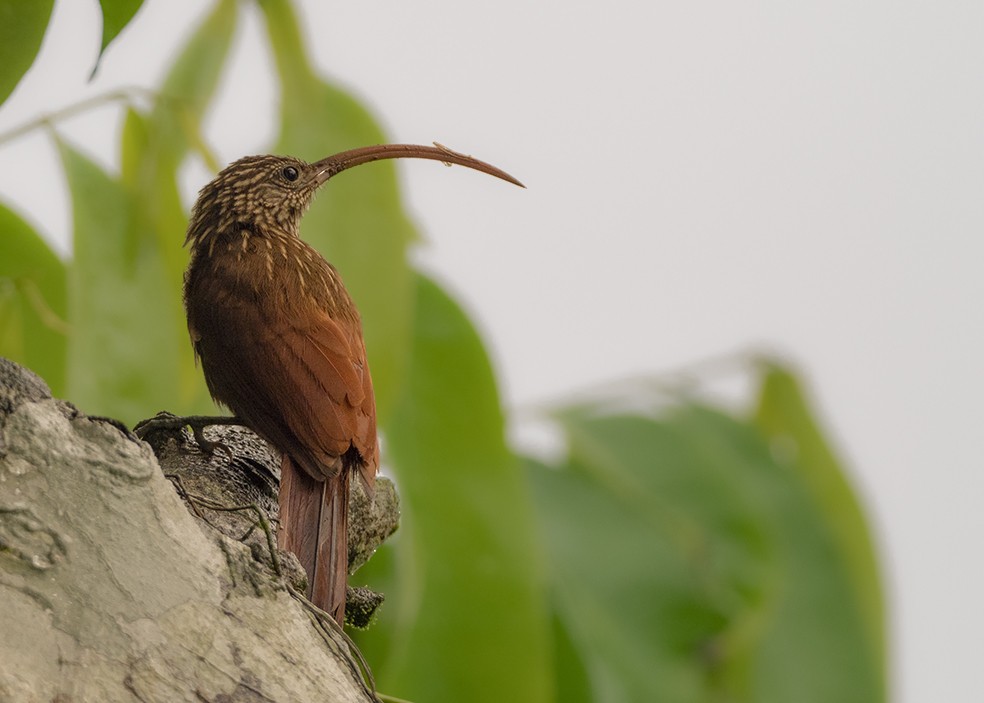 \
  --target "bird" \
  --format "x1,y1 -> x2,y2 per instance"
180,143 -> 522,624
